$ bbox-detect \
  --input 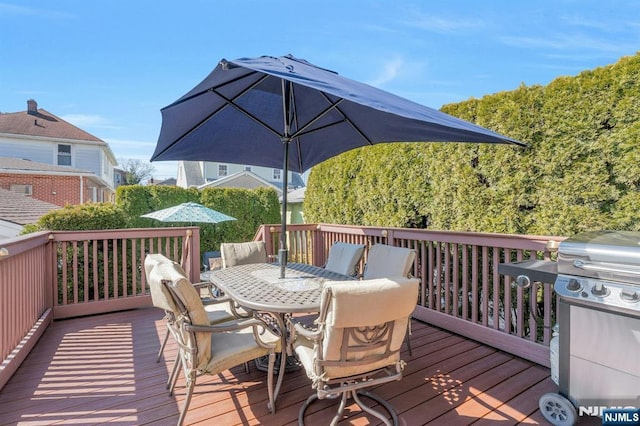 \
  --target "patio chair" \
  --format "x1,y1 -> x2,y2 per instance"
201,250 -> 221,271
363,244 -> 418,355
363,244 -> 416,279
289,276 -> 419,426
144,254 -> 241,363
220,241 -> 268,268
323,241 -> 366,277
156,262 -> 283,426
